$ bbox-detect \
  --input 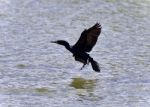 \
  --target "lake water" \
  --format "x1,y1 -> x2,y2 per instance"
0,0 -> 150,107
